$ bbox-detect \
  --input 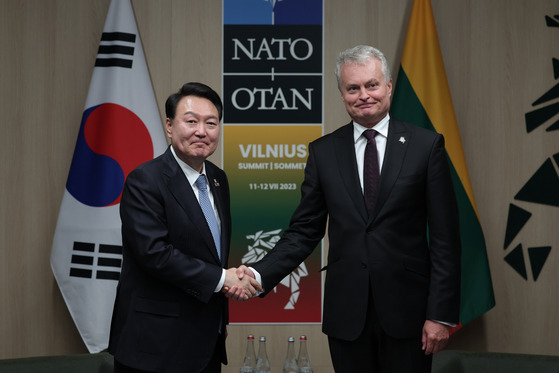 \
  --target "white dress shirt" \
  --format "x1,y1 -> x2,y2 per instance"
353,113 -> 390,192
